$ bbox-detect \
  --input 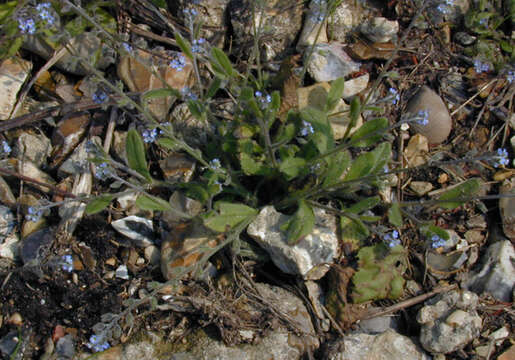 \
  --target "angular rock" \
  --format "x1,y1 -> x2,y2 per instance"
357,310 -> 399,334
117,49 -> 193,121
464,240 -> 515,302
112,216 -> 155,247
159,153 -> 196,183
342,73 -> 369,99
499,178 -> 515,241
417,290 -> 482,354
0,175 -> 16,207
328,0 -> 370,42
17,159 -> 56,193
297,0 -> 328,49
13,132 -> 51,167
0,57 -> 32,120
0,232 -> 19,261
23,32 -> 115,76
247,206 -> 339,279
405,86 -> 452,144
51,111 -> 90,167
404,134 -> 429,167
325,329 -> 430,360
305,43 -> 361,82
360,17 -> 399,43
229,0 -> 303,61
